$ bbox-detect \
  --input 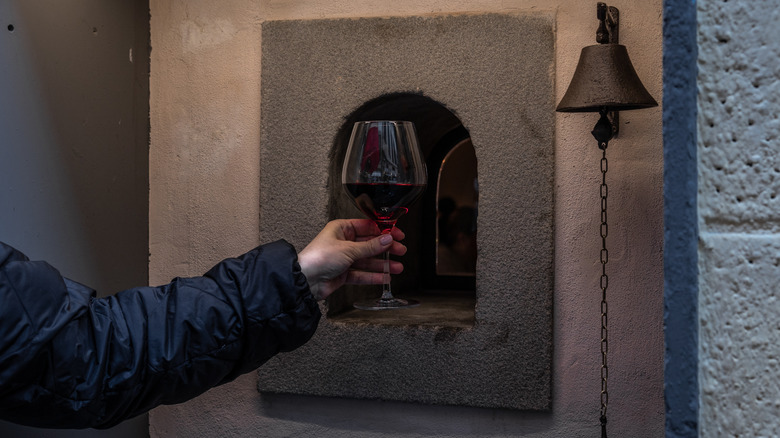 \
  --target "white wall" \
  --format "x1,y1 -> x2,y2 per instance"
148,1 -> 664,436
0,0 -> 149,437
697,0 -> 780,435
